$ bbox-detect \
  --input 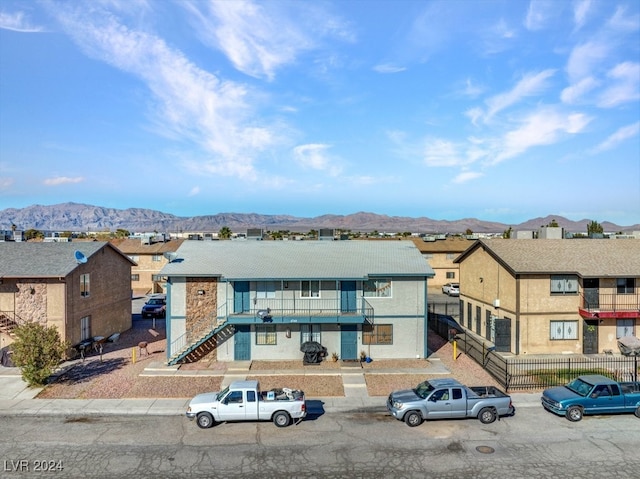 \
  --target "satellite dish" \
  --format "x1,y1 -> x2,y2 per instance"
74,250 -> 88,264
164,251 -> 179,263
